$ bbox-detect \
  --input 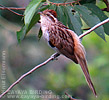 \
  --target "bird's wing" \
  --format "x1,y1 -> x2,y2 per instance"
48,26 -> 78,63
56,21 -> 69,29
